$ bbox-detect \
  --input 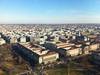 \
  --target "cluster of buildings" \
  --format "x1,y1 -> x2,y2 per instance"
0,24 -> 100,64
